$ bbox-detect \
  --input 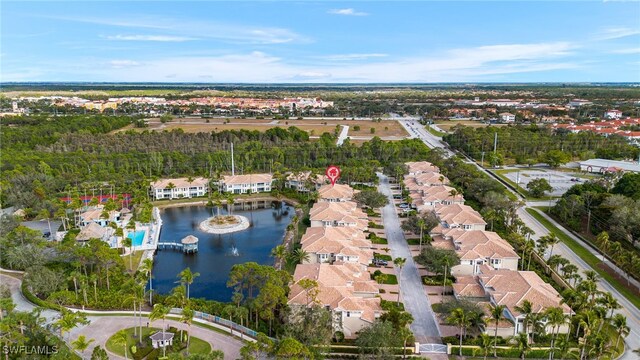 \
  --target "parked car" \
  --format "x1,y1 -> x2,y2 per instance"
43,231 -> 51,239
398,203 -> 410,208
373,259 -> 388,267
